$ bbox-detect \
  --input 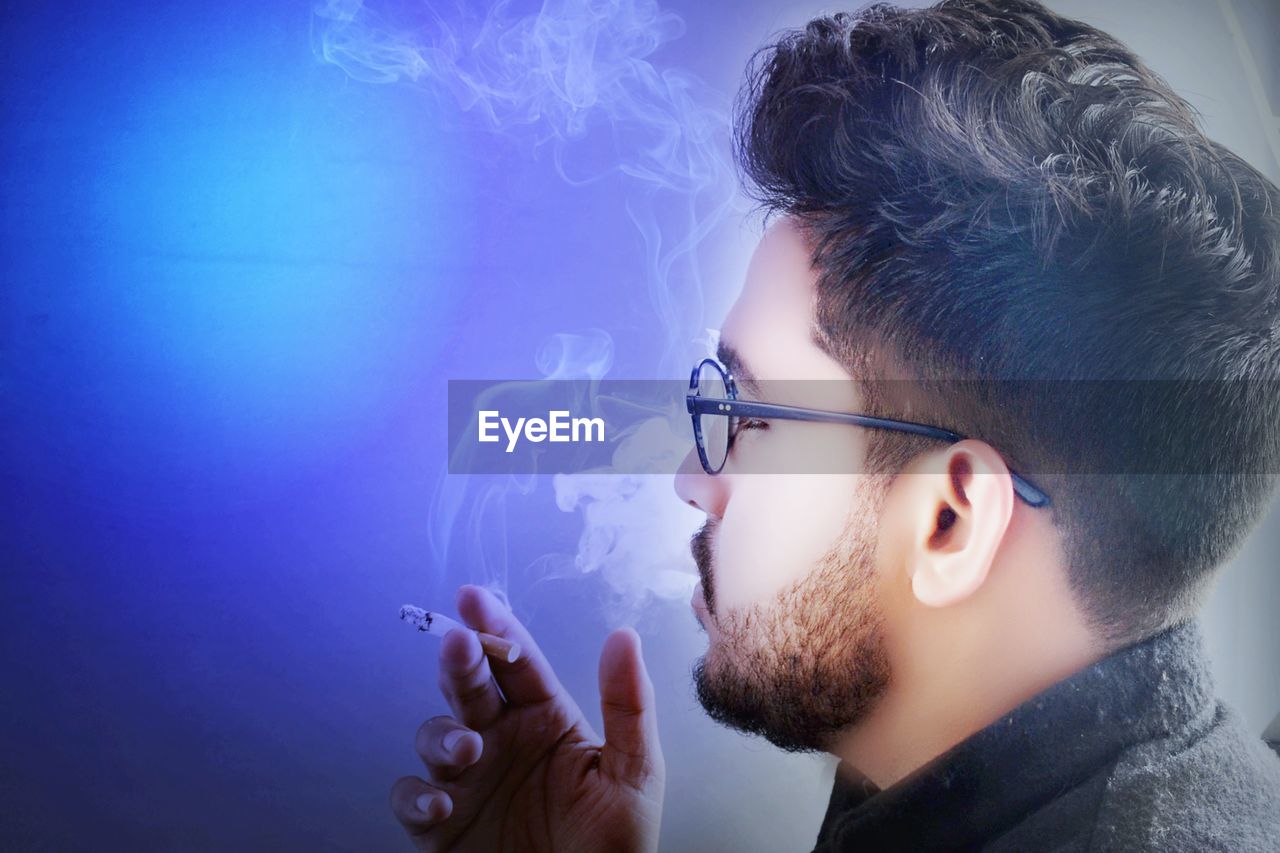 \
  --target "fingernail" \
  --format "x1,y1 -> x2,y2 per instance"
416,793 -> 436,816
442,729 -> 465,754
